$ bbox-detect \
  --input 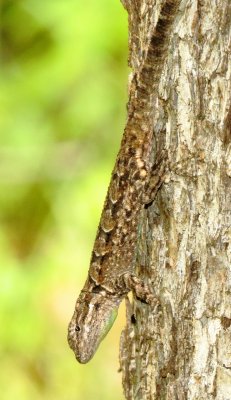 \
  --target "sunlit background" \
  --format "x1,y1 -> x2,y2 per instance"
0,1 -> 128,399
